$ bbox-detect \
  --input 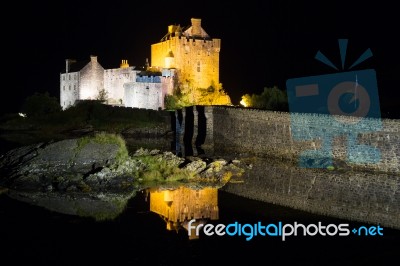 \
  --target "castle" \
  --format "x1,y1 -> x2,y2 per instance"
60,18 -> 231,110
